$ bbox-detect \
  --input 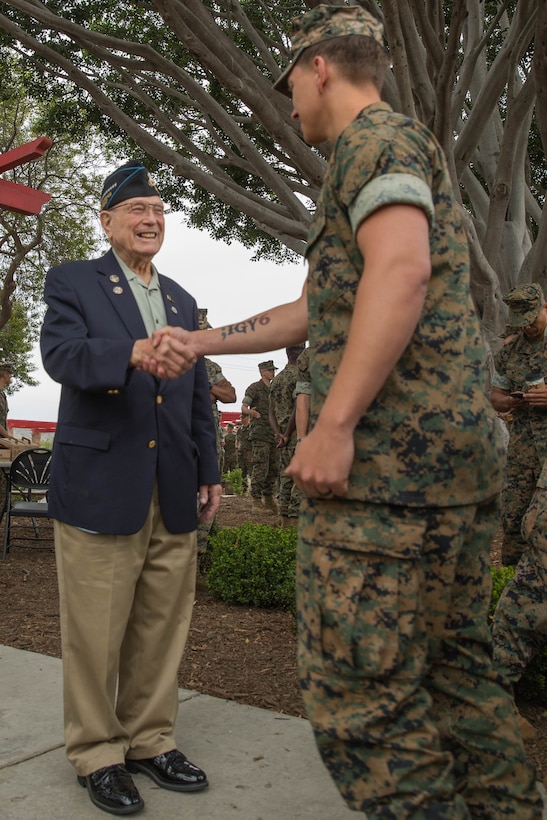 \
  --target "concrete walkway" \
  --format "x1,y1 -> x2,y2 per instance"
1,644 -> 545,820
0,644 -> 354,820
